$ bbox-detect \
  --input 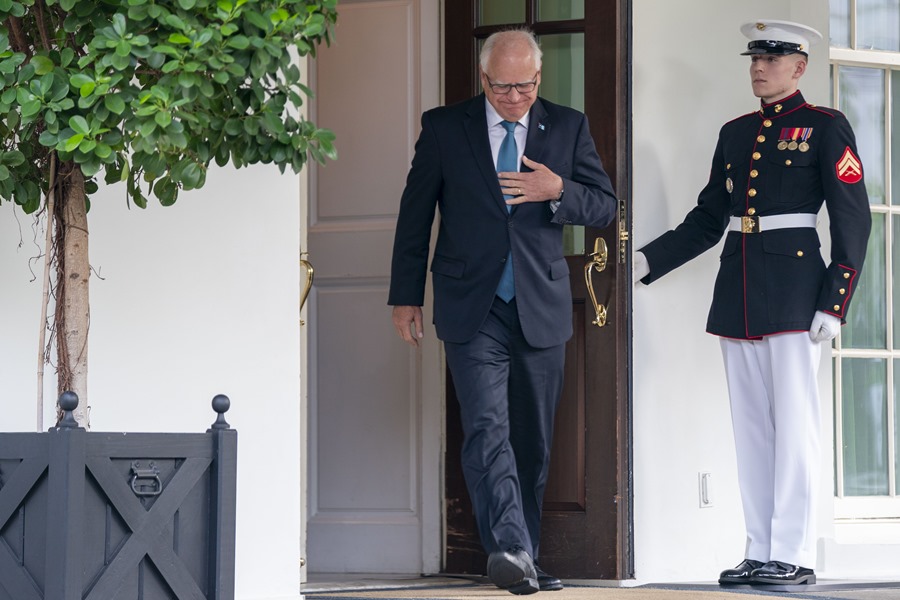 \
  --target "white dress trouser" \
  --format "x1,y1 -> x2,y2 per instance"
720,331 -> 821,568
